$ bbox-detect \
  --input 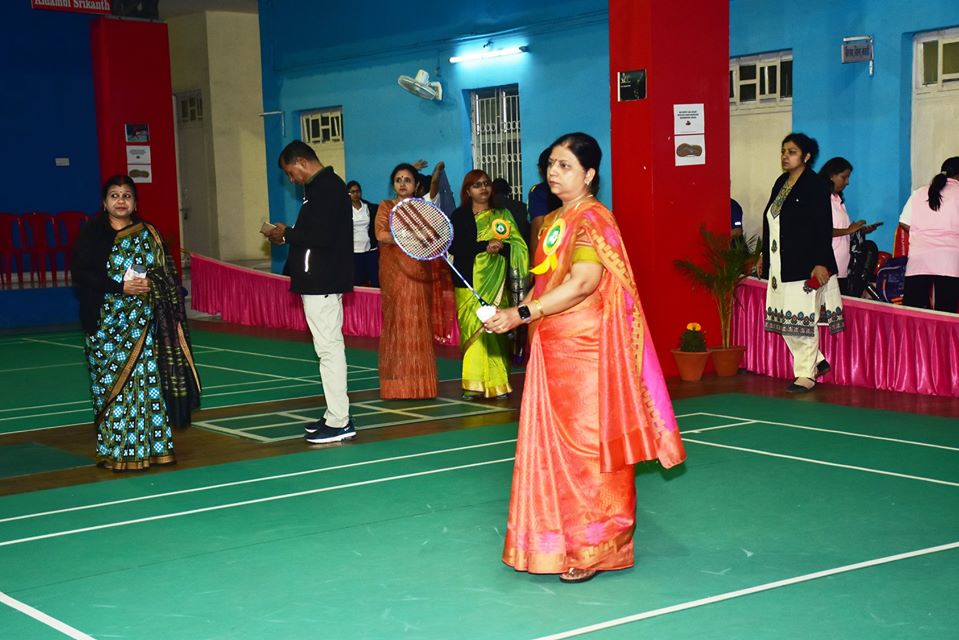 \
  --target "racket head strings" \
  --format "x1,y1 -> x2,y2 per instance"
389,197 -> 453,260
